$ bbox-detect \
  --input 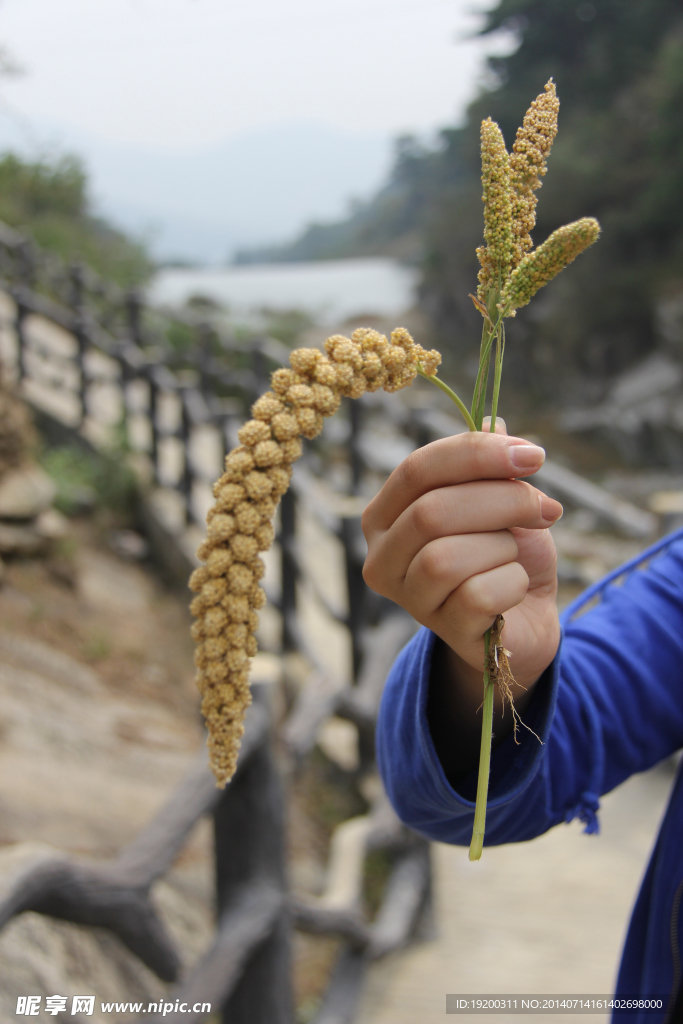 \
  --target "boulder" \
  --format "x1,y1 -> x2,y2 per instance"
0,520 -> 46,556
34,507 -> 68,540
0,465 -> 56,521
